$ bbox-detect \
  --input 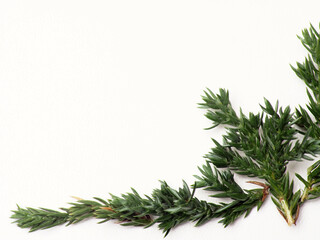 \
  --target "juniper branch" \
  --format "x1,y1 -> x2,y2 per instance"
11,22 -> 320,236
293,23 -> 320,137
200,87 -> 320,224
12,181 -> 219,236
11,206 -> 69,232
194,163 -> 268,226
291,24 -> 320,208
